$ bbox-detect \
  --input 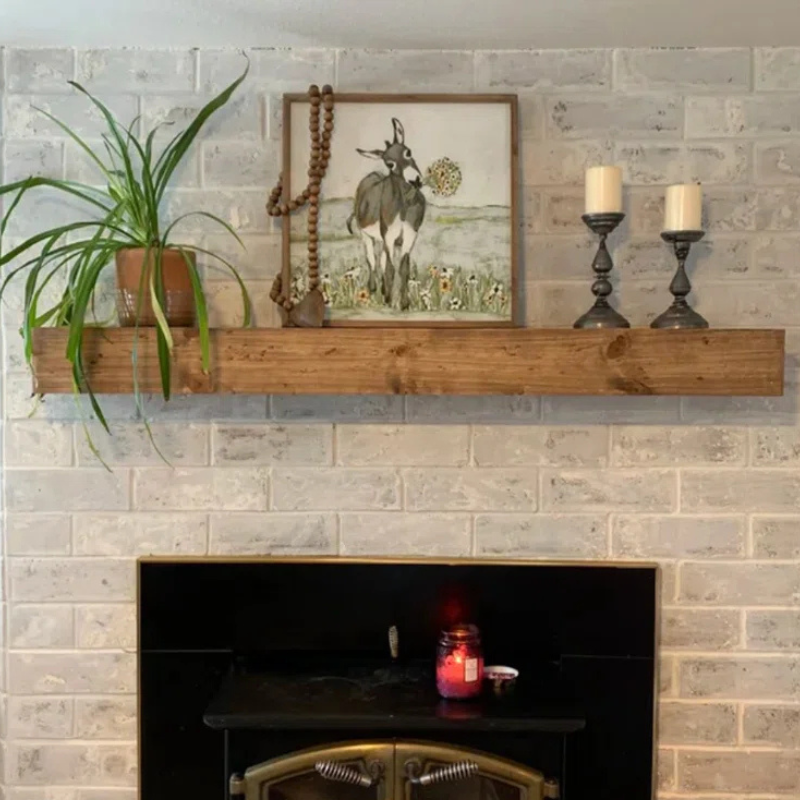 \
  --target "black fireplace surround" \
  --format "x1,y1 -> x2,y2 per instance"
139,558 -> 658,800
